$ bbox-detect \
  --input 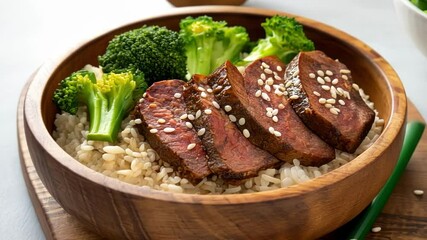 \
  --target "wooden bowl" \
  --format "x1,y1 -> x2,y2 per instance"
23,6 -> 407,239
